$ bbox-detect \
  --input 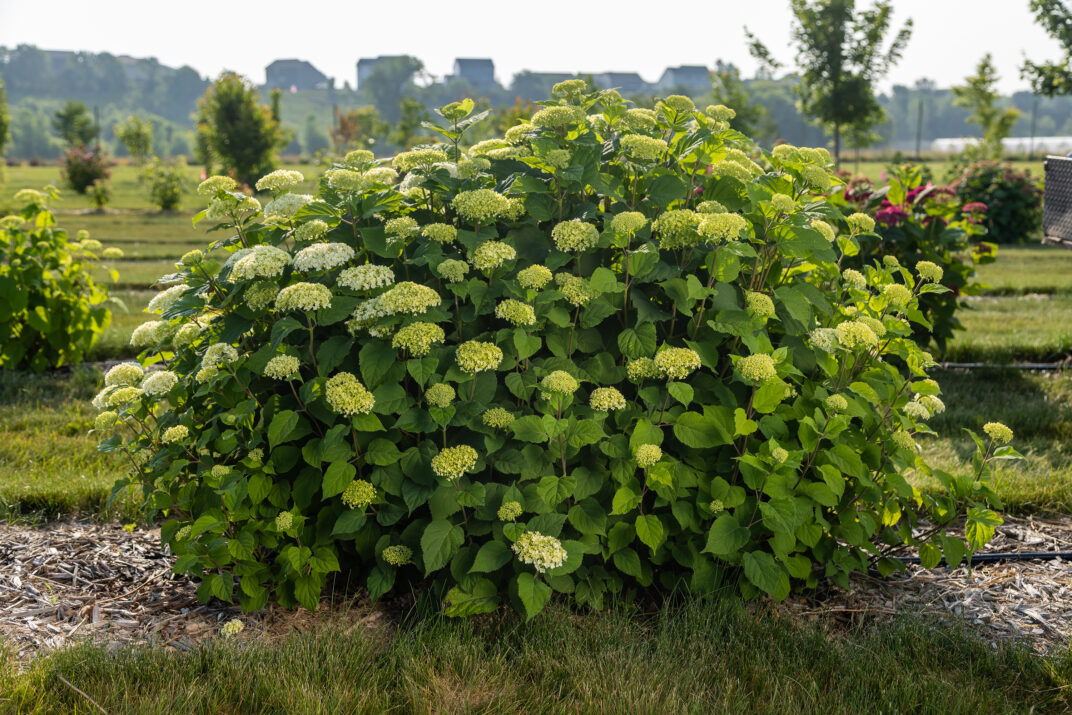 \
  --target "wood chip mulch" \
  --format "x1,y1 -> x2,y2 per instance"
0,522 -> 381,662
781,514 -> 1072,653
1,516 -> 1069,662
